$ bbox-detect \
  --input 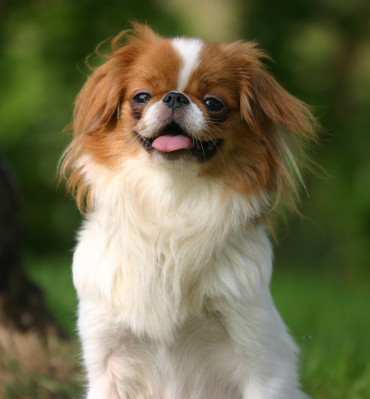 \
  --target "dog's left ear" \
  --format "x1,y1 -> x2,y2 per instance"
227,42 -> 317,204
246,73 -> 314,143
235,44 -> 314,139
